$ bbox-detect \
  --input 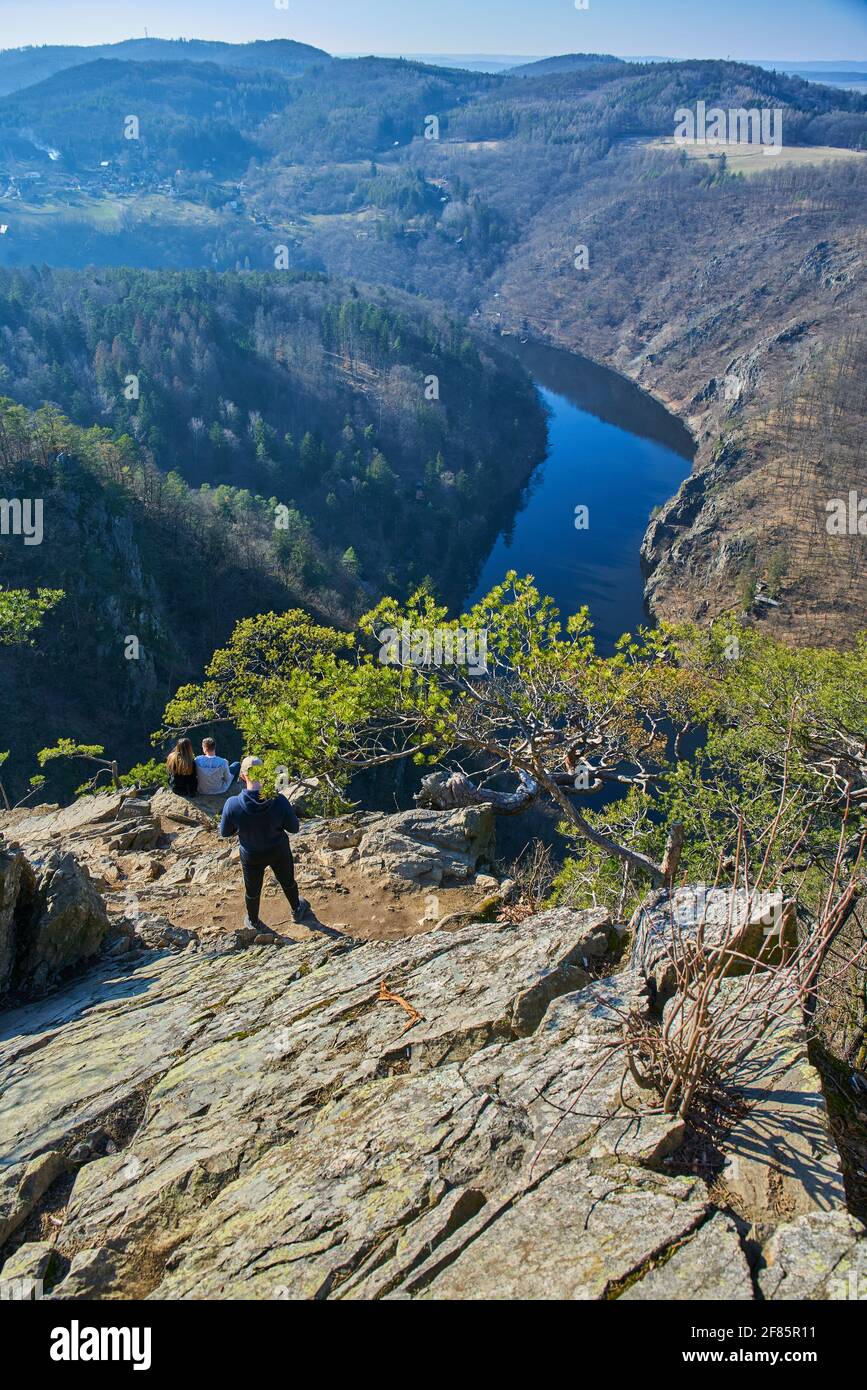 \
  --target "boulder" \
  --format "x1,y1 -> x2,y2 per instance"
355,806 -> 495,889
13,850 -> 109,998
631,884 -> 797,1002
149,788 -> 215,831
0,846 -> 109,1003
2,793 -> 161,856
278,778 -> 319,814
2,792 -> 132,844
133,915 -> 198,952
0,846 -> 35,994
